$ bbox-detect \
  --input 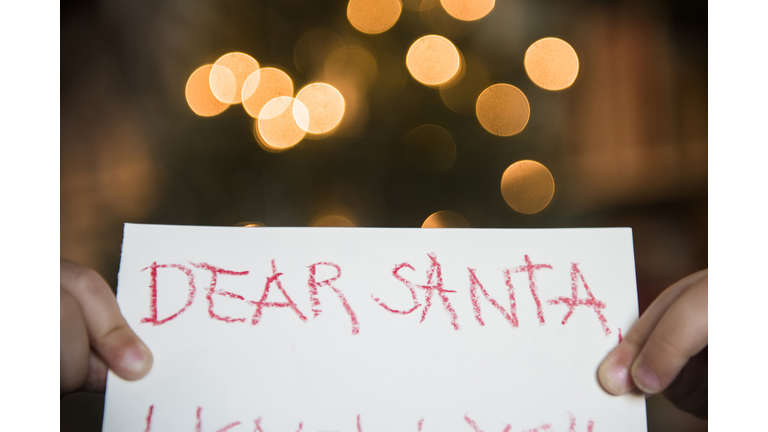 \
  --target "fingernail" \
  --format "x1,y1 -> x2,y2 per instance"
634,364 -> 661,394
603,364 -> 631,393
122,346 -> 151,376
